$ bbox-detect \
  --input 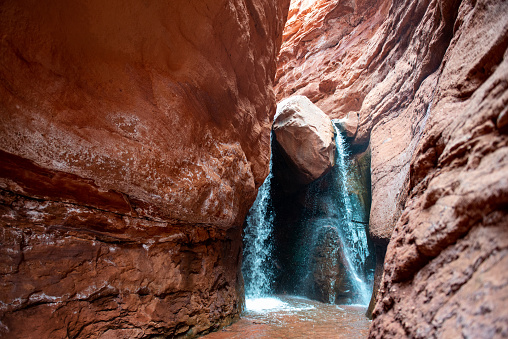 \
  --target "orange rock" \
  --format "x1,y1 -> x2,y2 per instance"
275,0 -> 508,335
0,0 -> 290,336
